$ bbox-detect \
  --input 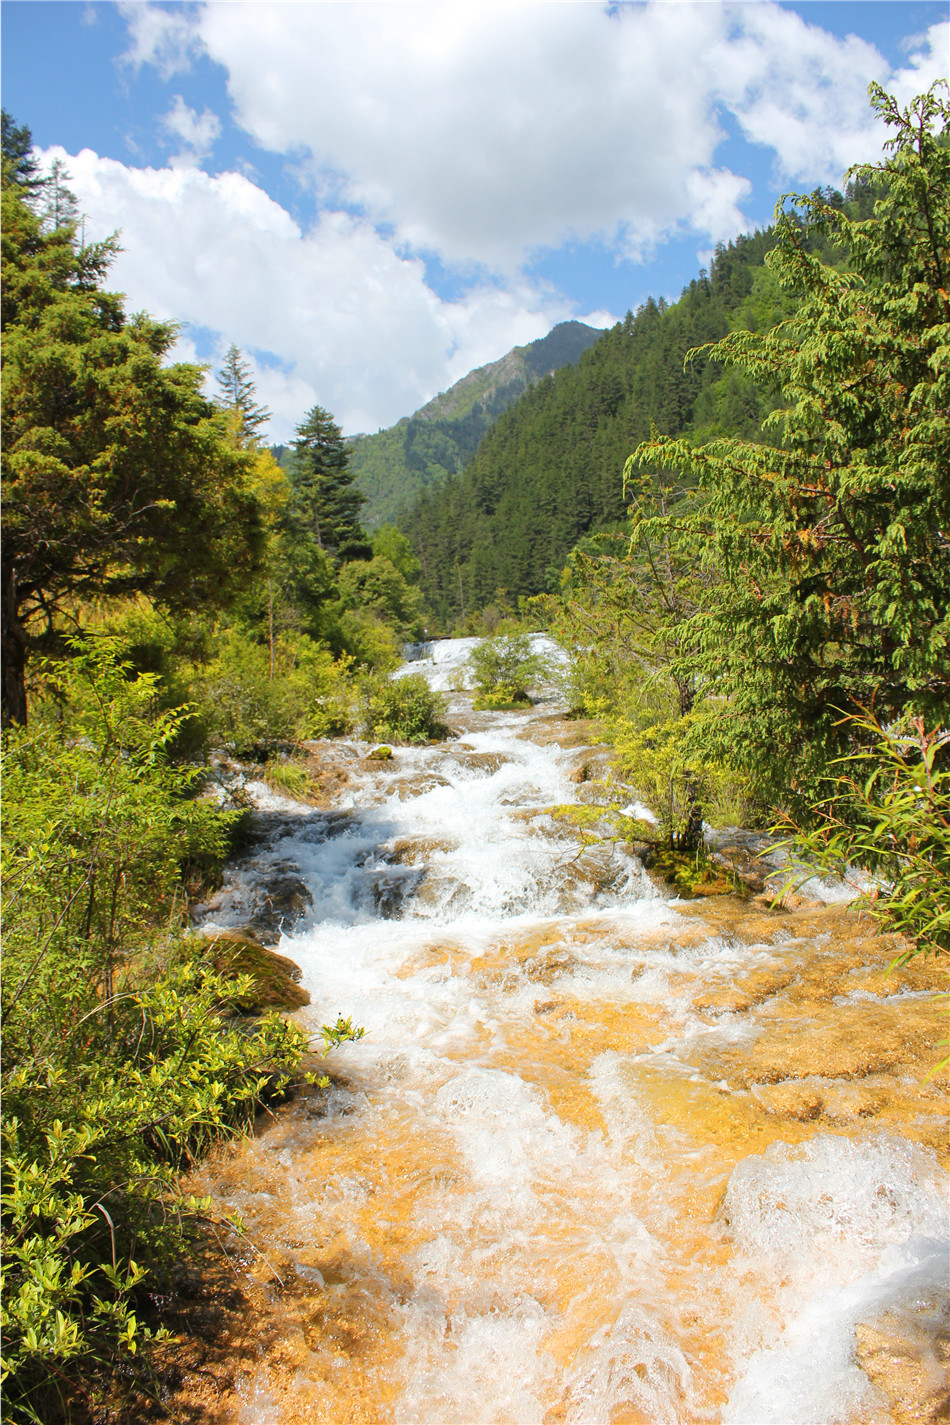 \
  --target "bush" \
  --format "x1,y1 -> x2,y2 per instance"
336,608 -> 403,673
467,629 -> 546,709
360,672 -> 449,744
197,627 -> 355,754
0,647 -> 317,1420
779,713 -> 950,965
